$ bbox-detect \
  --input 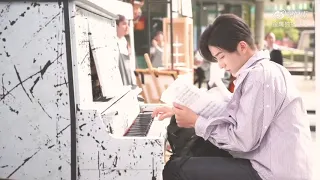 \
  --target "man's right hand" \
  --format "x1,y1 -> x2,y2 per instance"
151,106 -> 174,120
